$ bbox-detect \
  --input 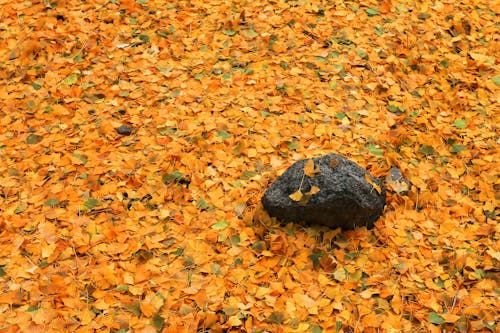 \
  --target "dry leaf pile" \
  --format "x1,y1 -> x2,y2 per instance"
0,0 -> 498,332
